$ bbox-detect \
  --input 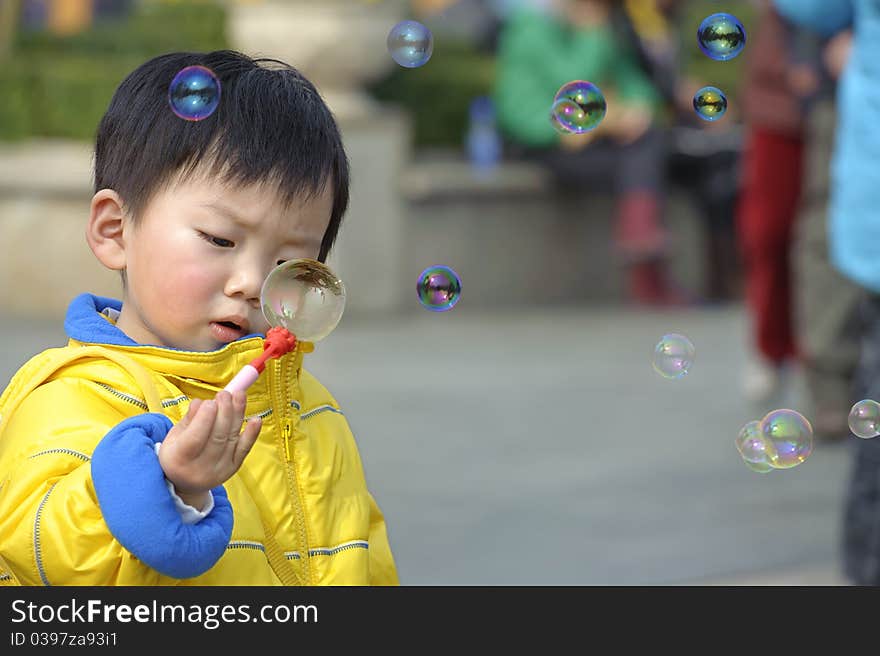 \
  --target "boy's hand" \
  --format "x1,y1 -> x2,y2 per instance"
158,390 -> 262,509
